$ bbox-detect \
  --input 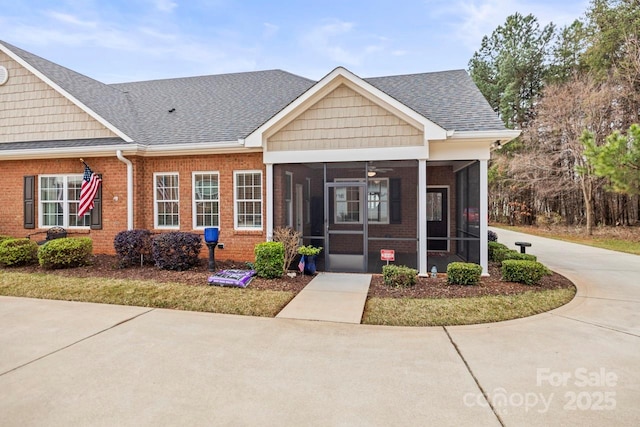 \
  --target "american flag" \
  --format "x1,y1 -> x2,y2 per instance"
78,164 -> 101,217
